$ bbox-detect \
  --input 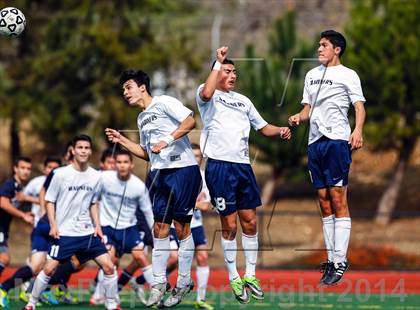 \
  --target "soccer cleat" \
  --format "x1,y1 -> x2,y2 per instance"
18,292 -> 41,307
163,279 -> 194,308
194,300 -> 214,309
146,282 -> 168,307
40,291 -> 59,305
54,287 -> 78,304
22,306 -> 35,310
229,277 -> 249,304
243,276 -> 264,300
323,261 -> 350,285
319,261 -> 334,284
0,288 -> 10,308
129,278 -> 147,305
